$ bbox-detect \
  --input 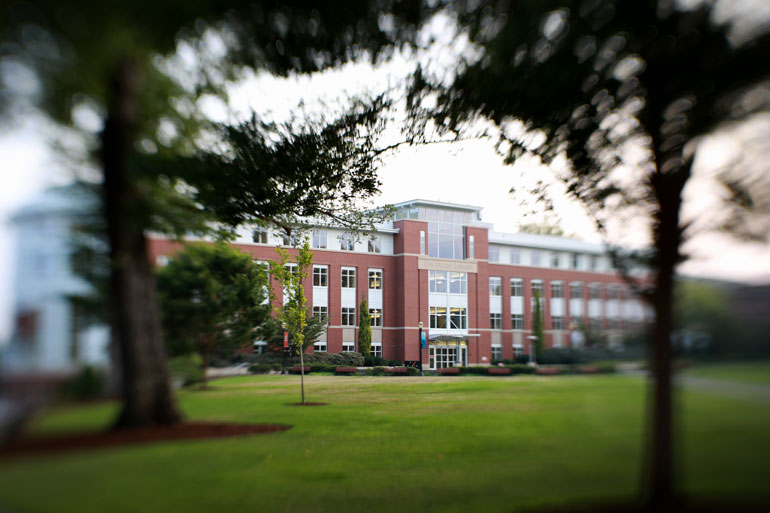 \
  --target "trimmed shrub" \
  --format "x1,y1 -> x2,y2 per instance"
594,361 -> 618,373
168,354 -> 204,386
301,352 -> 364,367
507,364 -> 536,375
458,366 -> 488,375
369,367 -> 387,376
248,363 -> 272,374
406,366 -> 419,376
60,366 -> 105,399
363,355 -> 389,367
